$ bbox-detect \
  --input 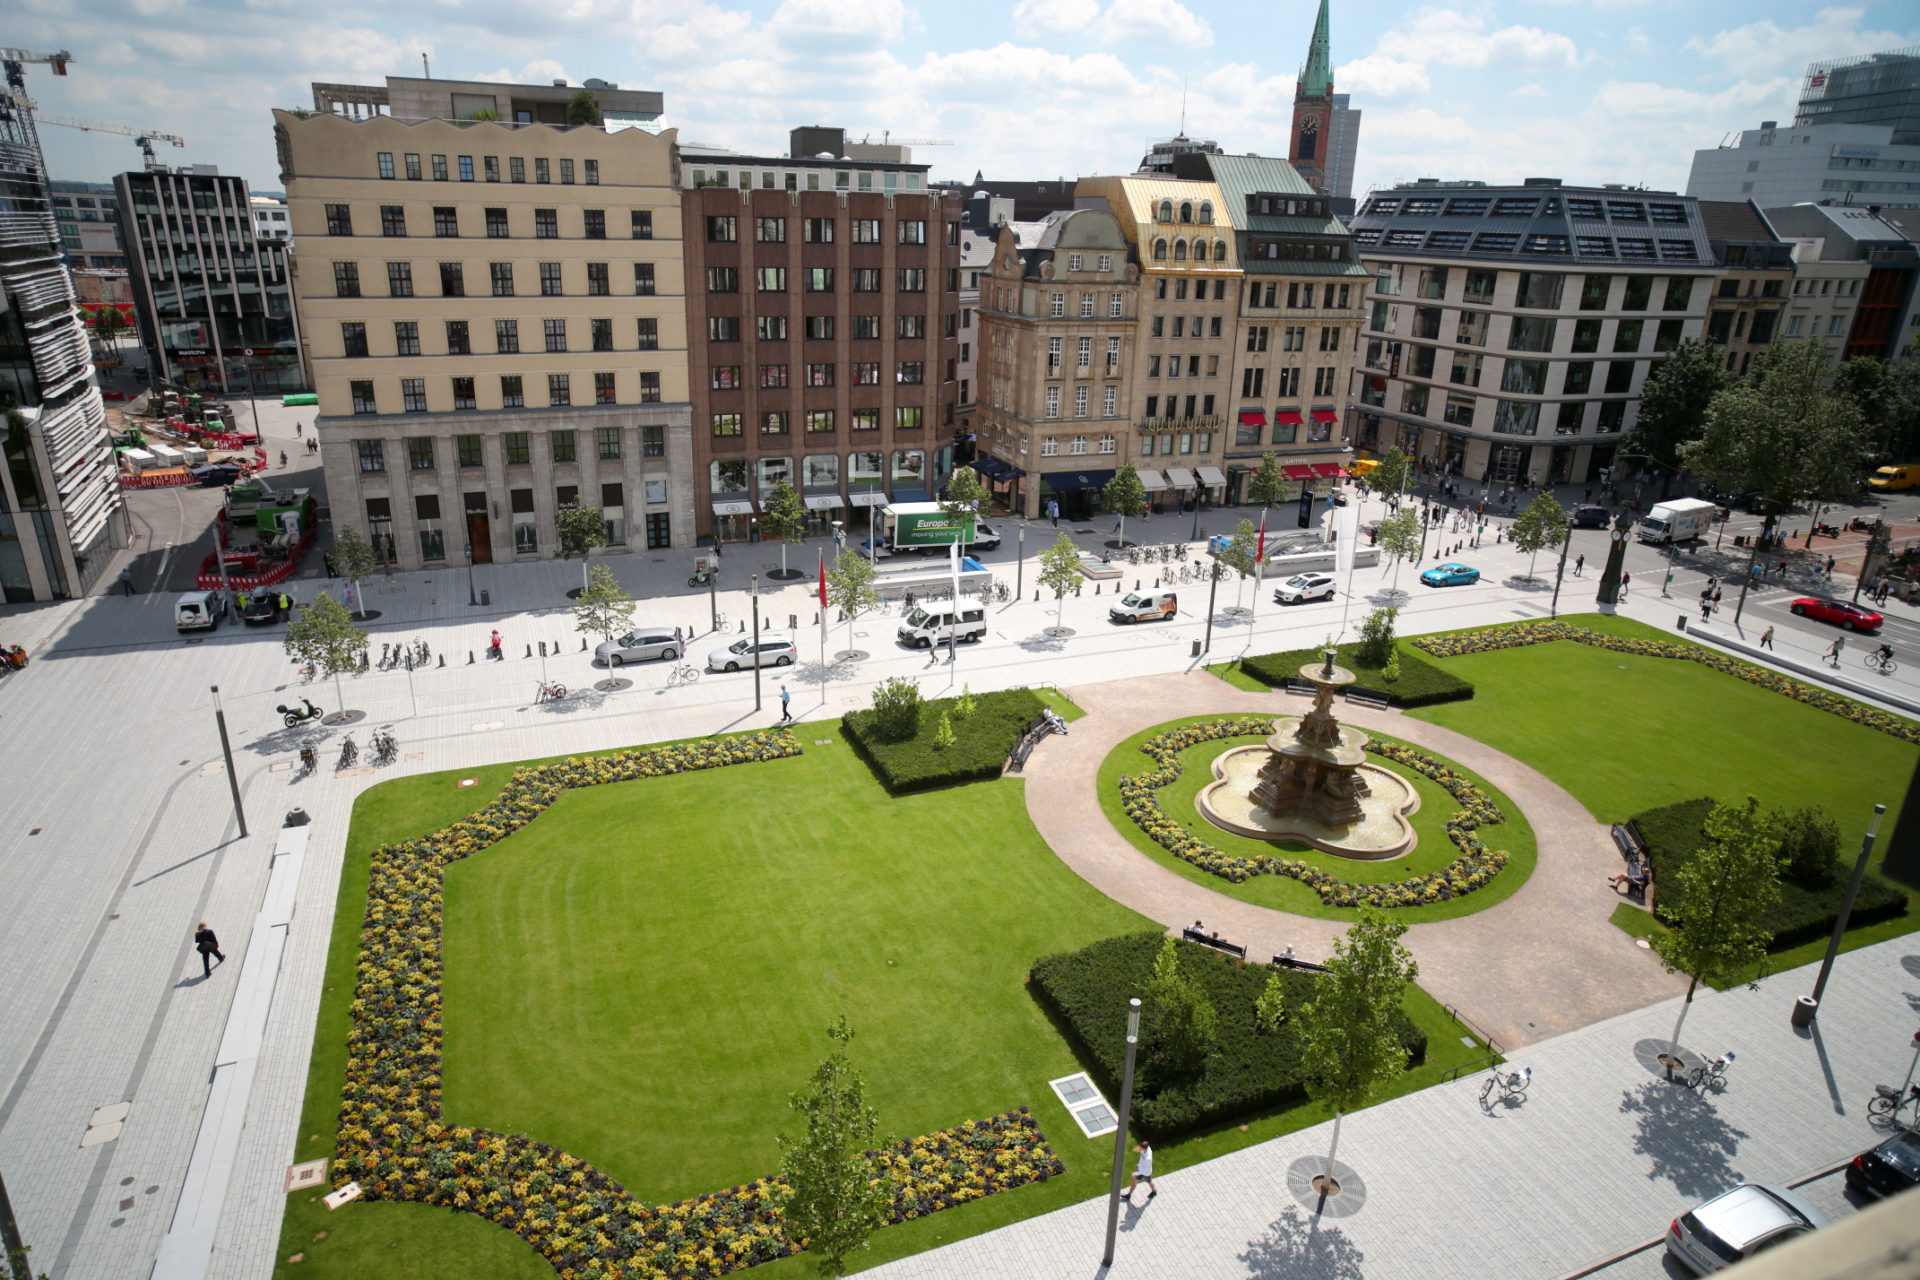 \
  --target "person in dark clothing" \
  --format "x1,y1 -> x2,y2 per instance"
194,922 -> 225,977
